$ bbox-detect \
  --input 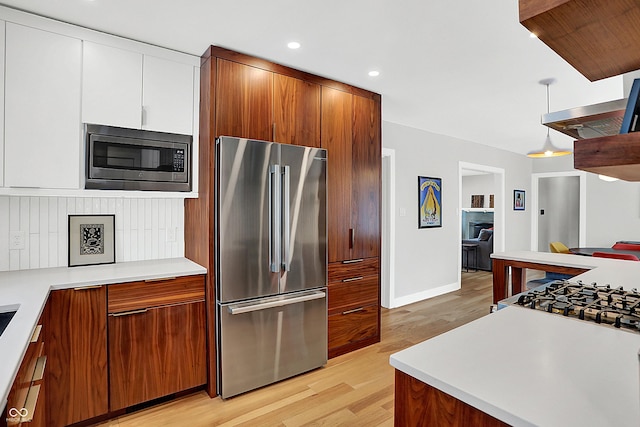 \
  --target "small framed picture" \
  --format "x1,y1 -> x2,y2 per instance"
68,214 -> 115,267
513,190 -> 525,211
418,176 -> 442,228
